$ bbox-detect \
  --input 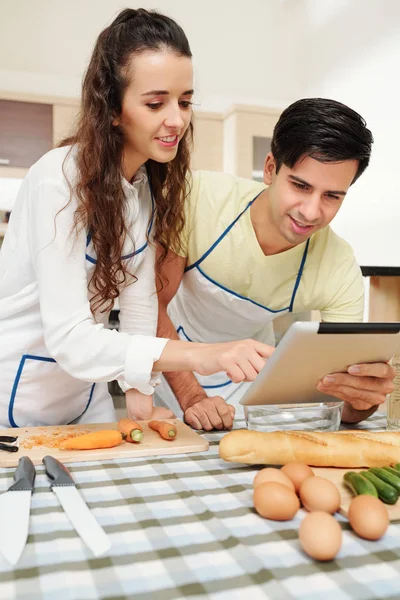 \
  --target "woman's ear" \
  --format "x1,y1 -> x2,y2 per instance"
263,152 -> 276,185
112,114 -> 121,126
